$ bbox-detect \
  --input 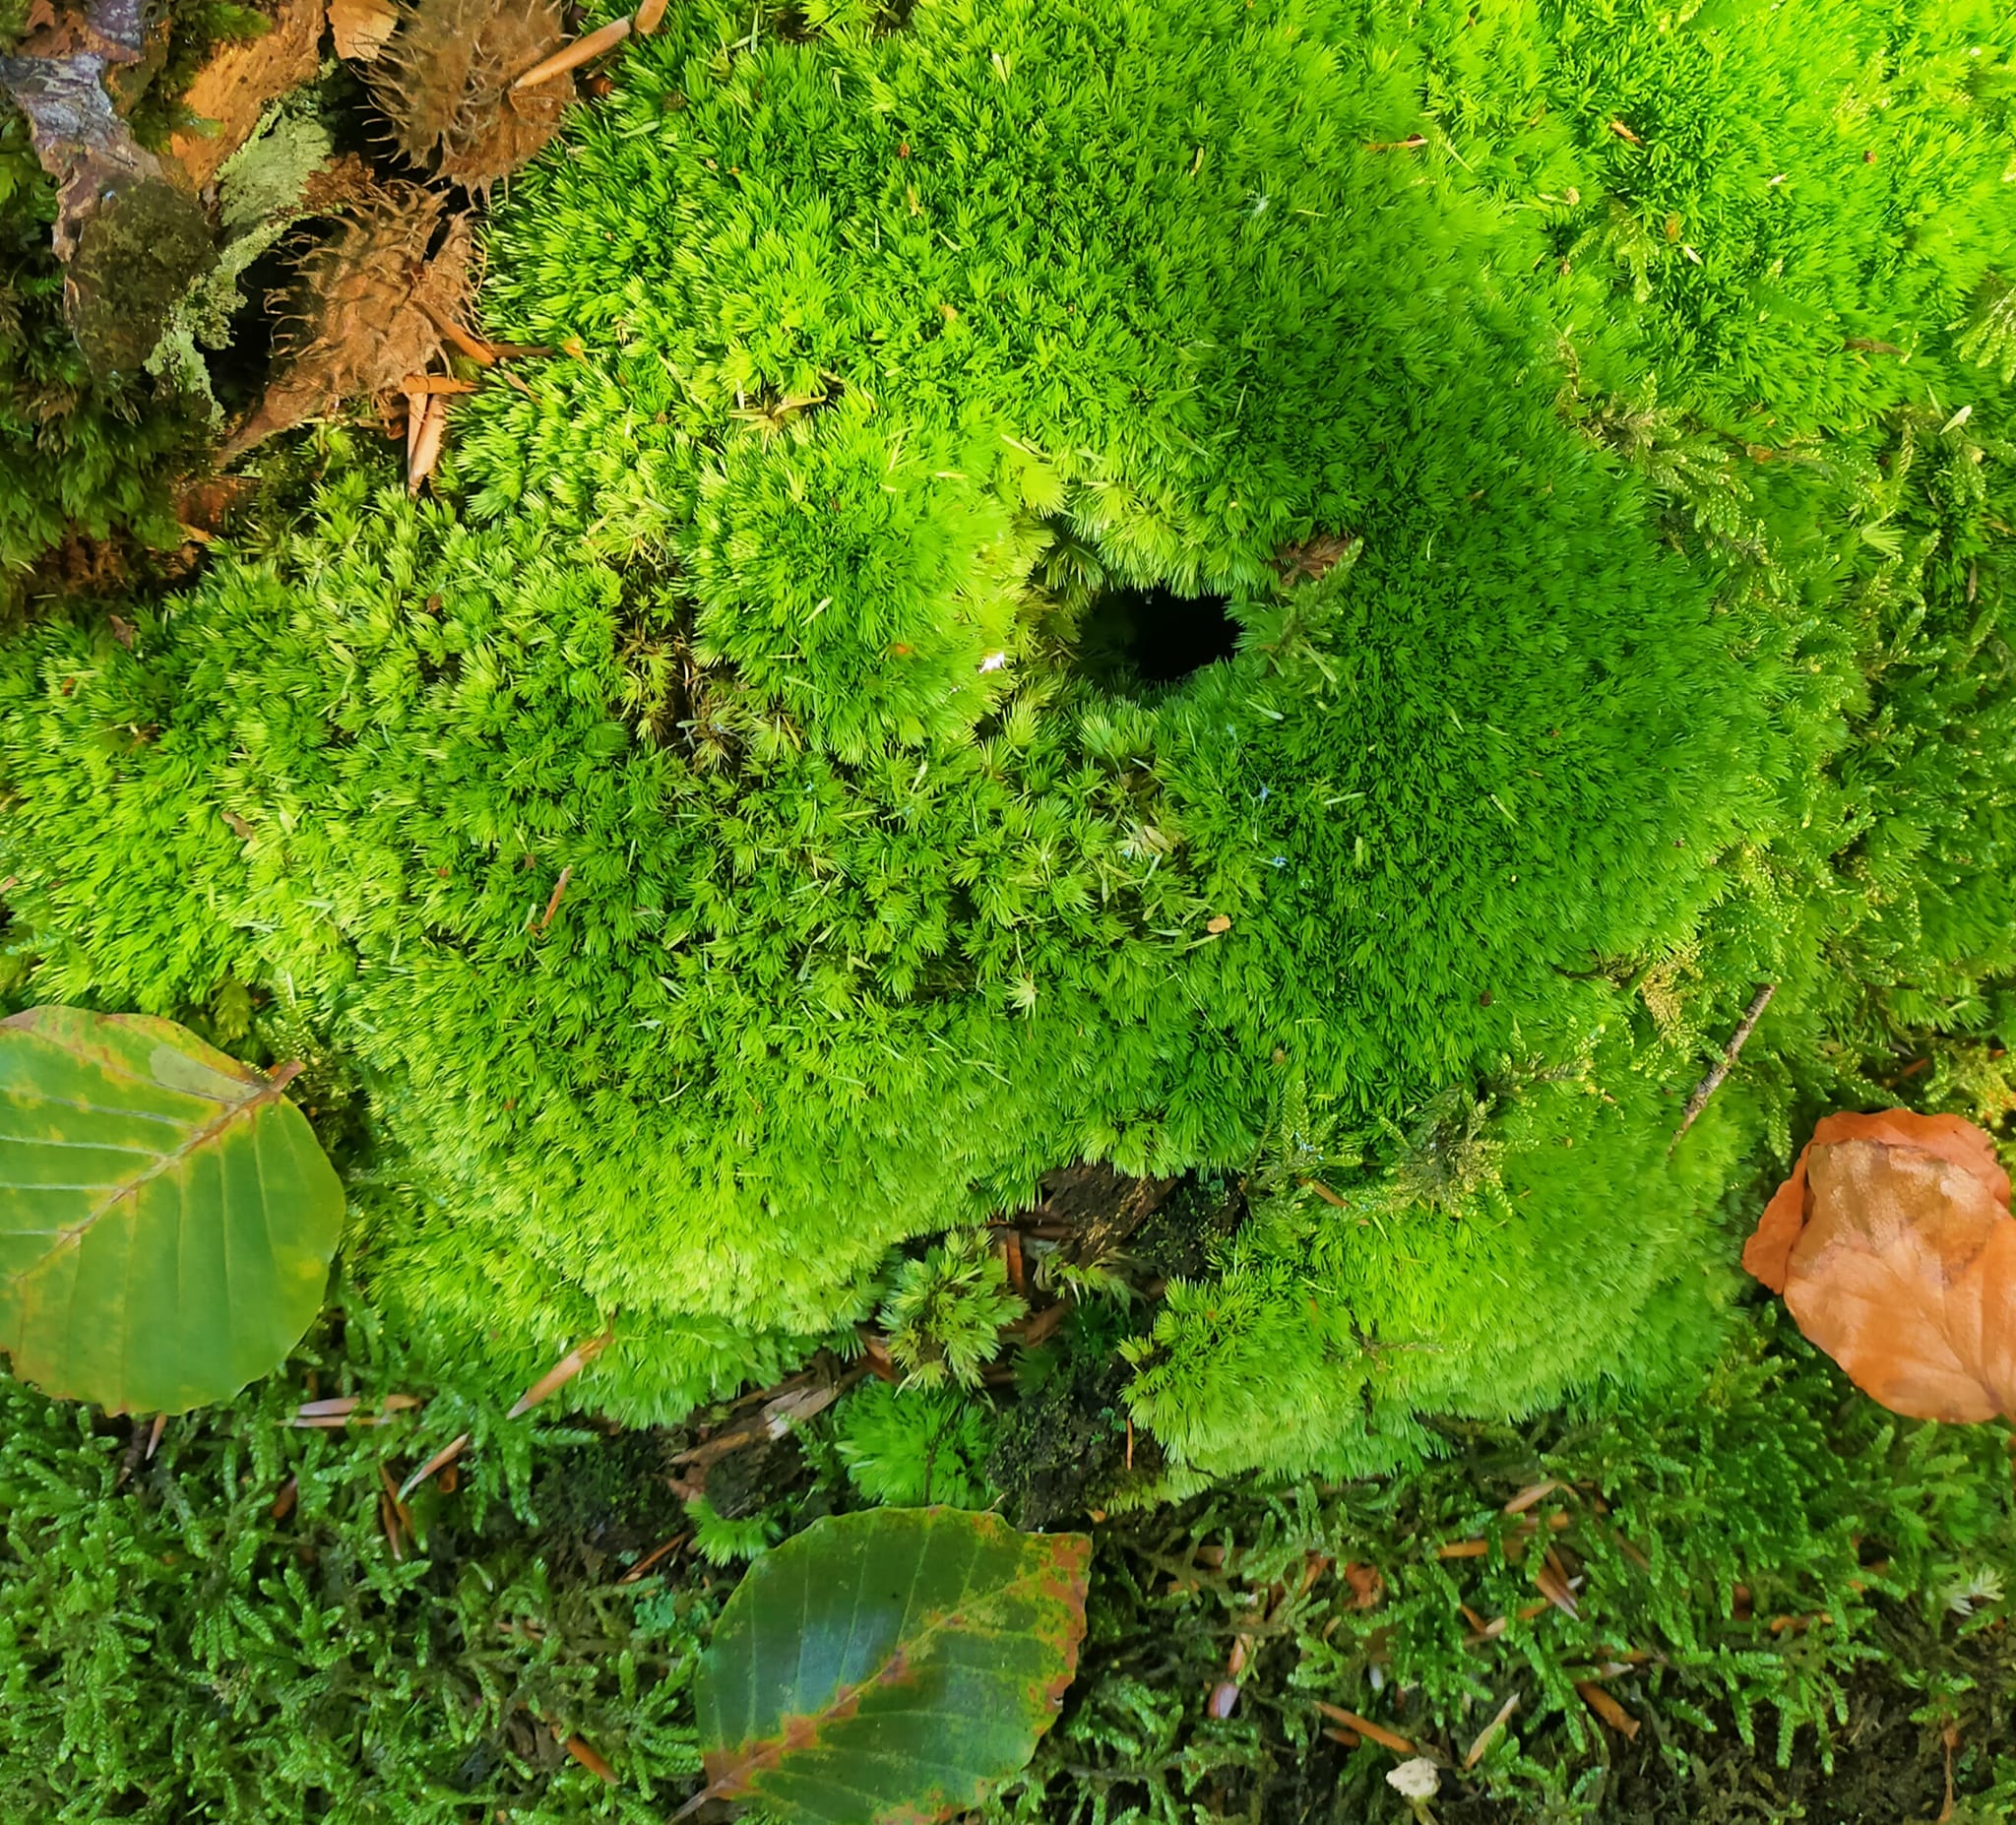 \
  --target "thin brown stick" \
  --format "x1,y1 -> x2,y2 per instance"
536,864 -> 573,932
1670,983 -> 1776,1149
633,0 -> 668,31
616,1534 -> 687,1585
